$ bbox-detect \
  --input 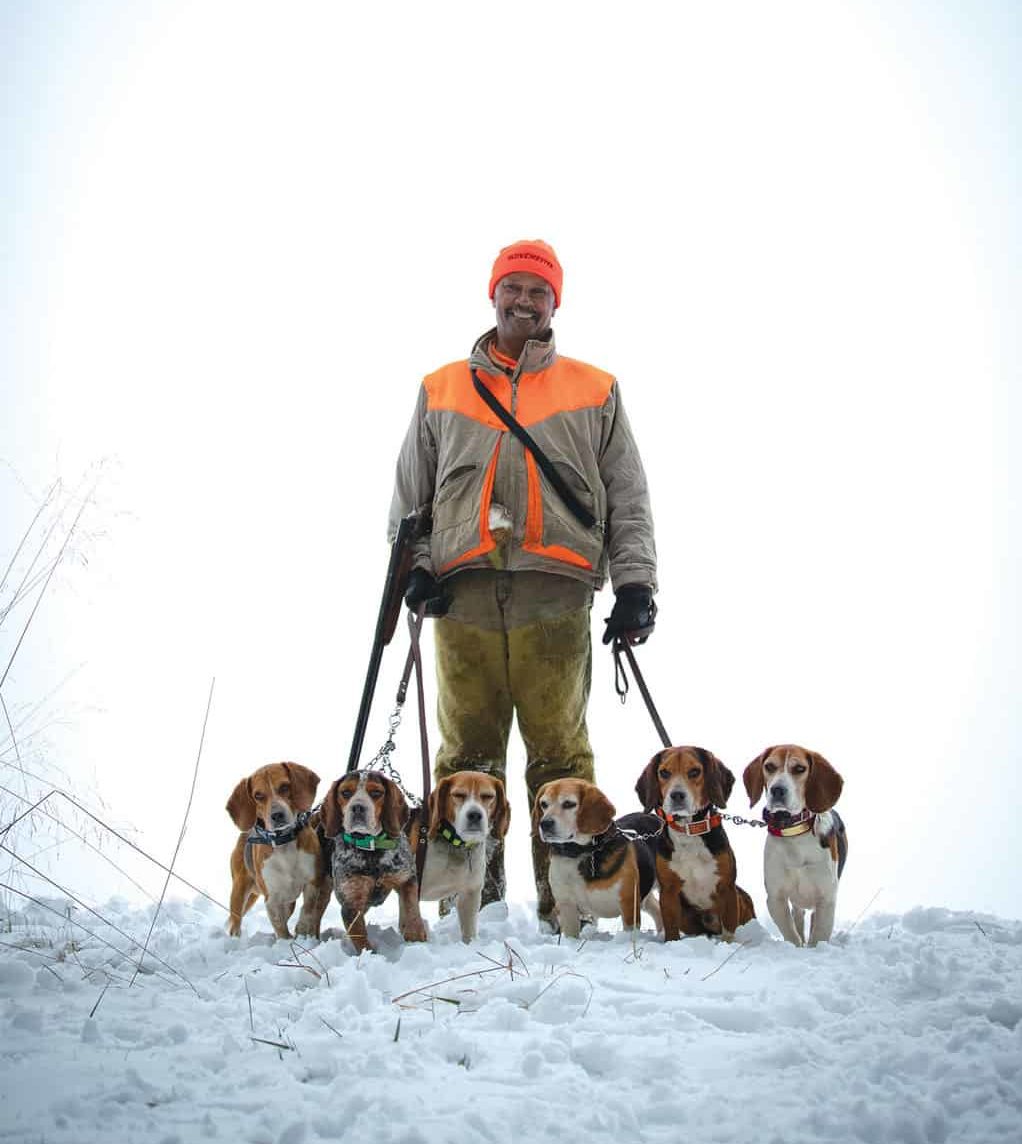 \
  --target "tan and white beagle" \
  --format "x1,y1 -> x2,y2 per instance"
635,747 -> 755,941
226,762 -> 327,940
743,744 -> 848,946
533,778 -> 662,938
412,771 -> 510,942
